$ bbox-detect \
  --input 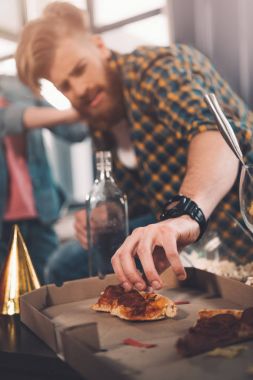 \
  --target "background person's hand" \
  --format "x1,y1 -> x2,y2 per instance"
63,107 -> 82,123
74,209 -> 88,248
111,215 -> 200,291
74,205 -> 110,249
